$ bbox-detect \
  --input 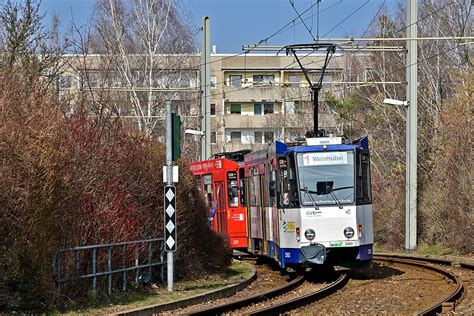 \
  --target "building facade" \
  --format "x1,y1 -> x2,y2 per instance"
208,52 -> 367,154
59,52 -> 370,157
